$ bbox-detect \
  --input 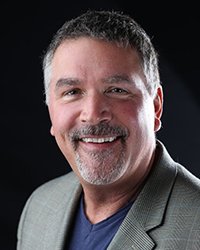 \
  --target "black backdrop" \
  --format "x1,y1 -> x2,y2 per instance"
1,2 -> 200,249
